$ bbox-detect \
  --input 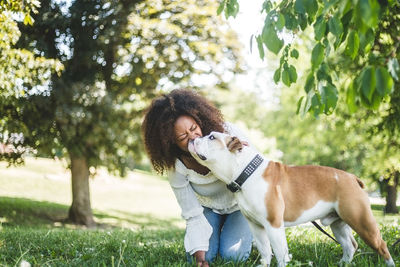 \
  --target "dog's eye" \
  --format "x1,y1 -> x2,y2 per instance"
209,135 -> 215,140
